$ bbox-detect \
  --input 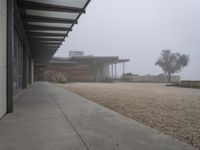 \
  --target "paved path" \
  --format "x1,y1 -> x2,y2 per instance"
0,82 -> 197,150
